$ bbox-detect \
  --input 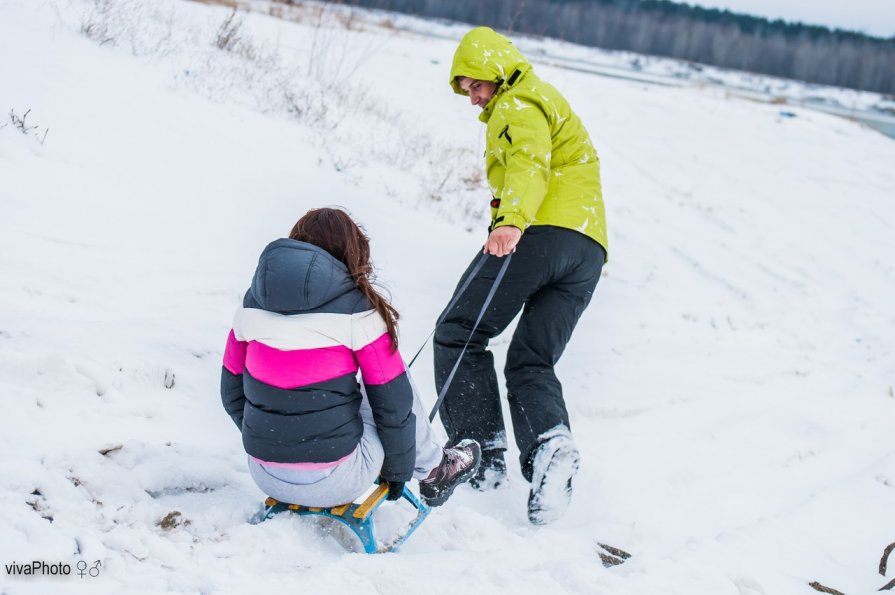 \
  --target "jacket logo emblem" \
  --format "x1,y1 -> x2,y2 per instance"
498,125 -> 512,145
